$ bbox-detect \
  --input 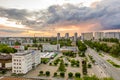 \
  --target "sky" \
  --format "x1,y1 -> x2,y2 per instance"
0,0 -> 120,37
